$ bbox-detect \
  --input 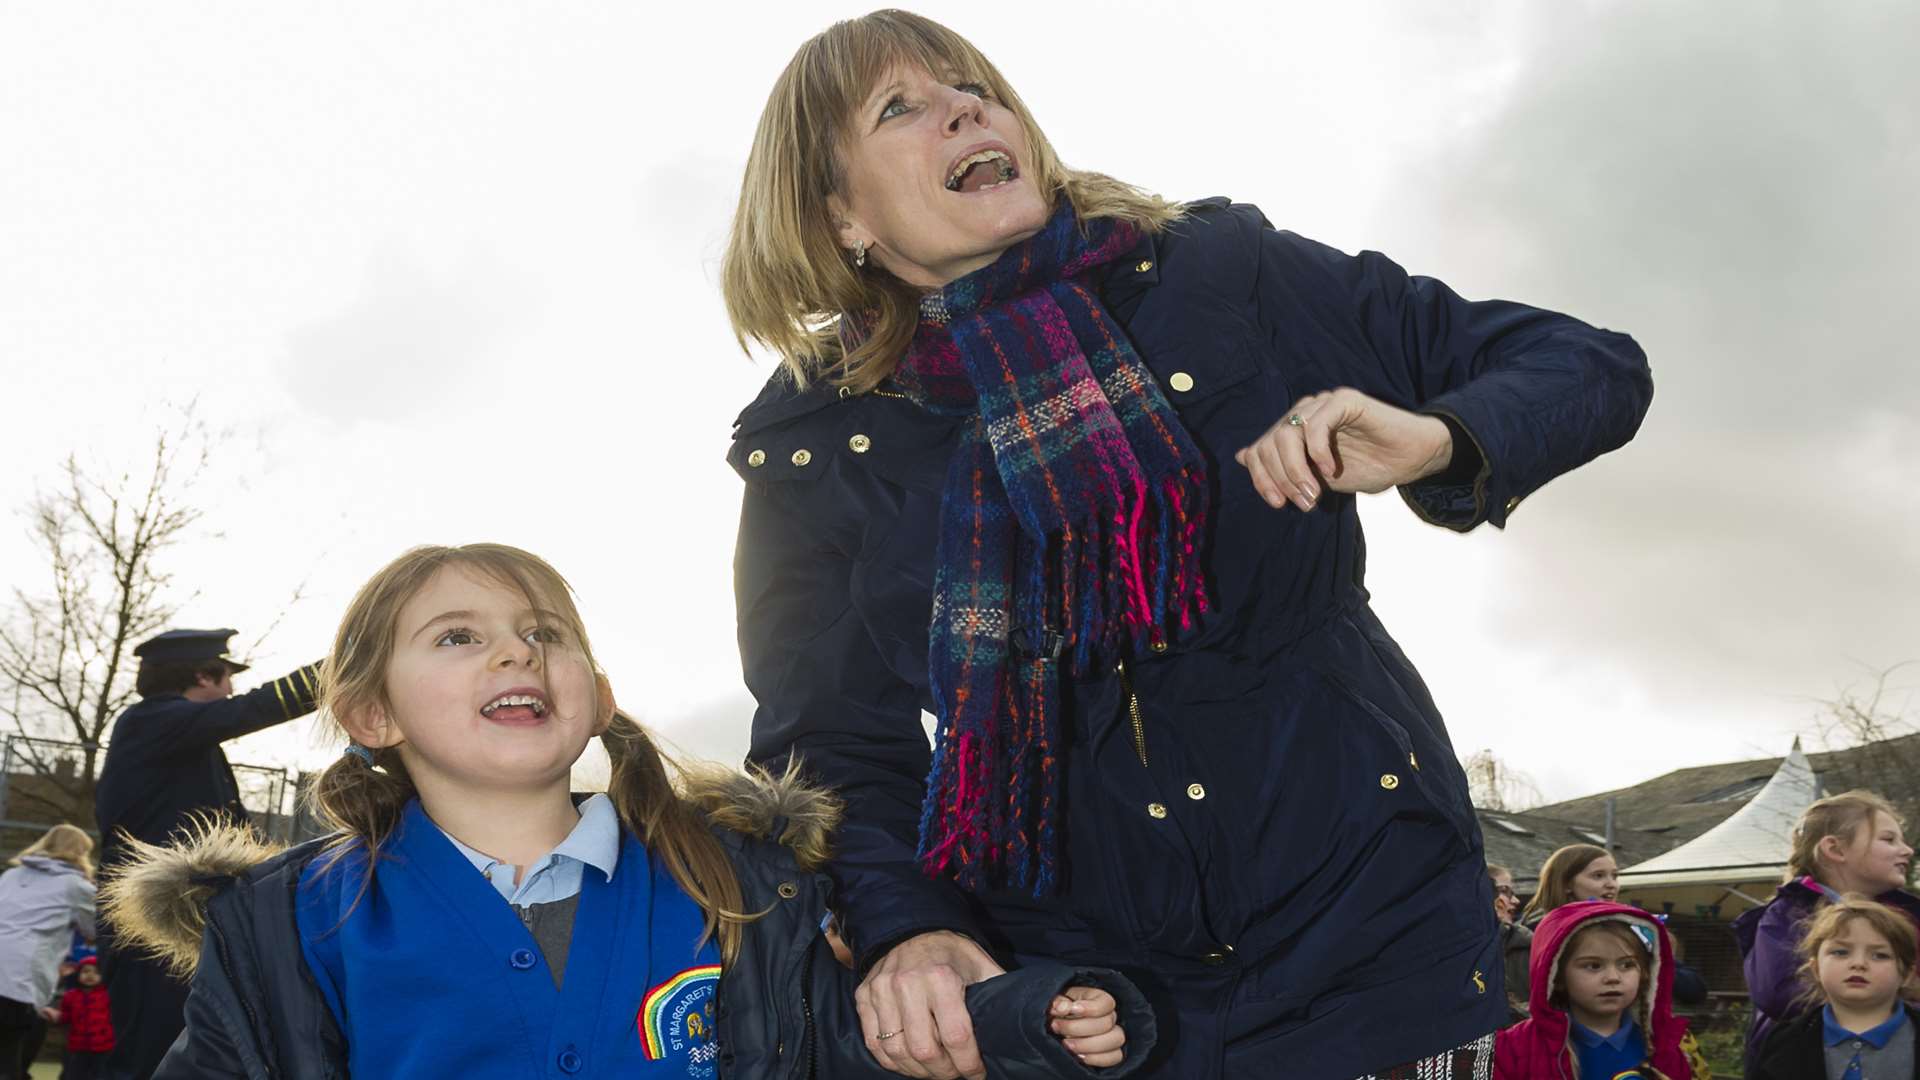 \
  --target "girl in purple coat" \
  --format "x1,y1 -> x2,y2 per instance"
1735,790 -> 1920,1072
